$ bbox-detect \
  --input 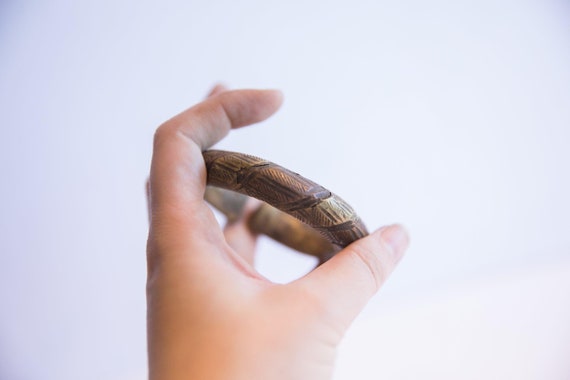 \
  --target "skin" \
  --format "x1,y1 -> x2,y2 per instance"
146,85 -> 410,380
